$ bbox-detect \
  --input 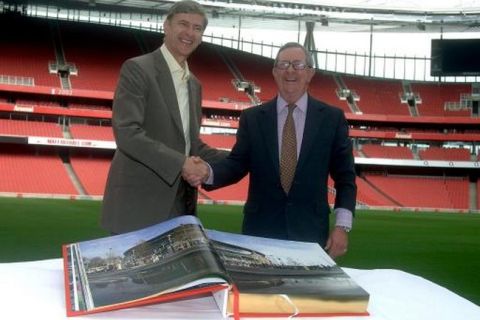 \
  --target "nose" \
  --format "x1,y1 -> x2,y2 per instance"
184,26 -> 194,36
285,64 -> 296,71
